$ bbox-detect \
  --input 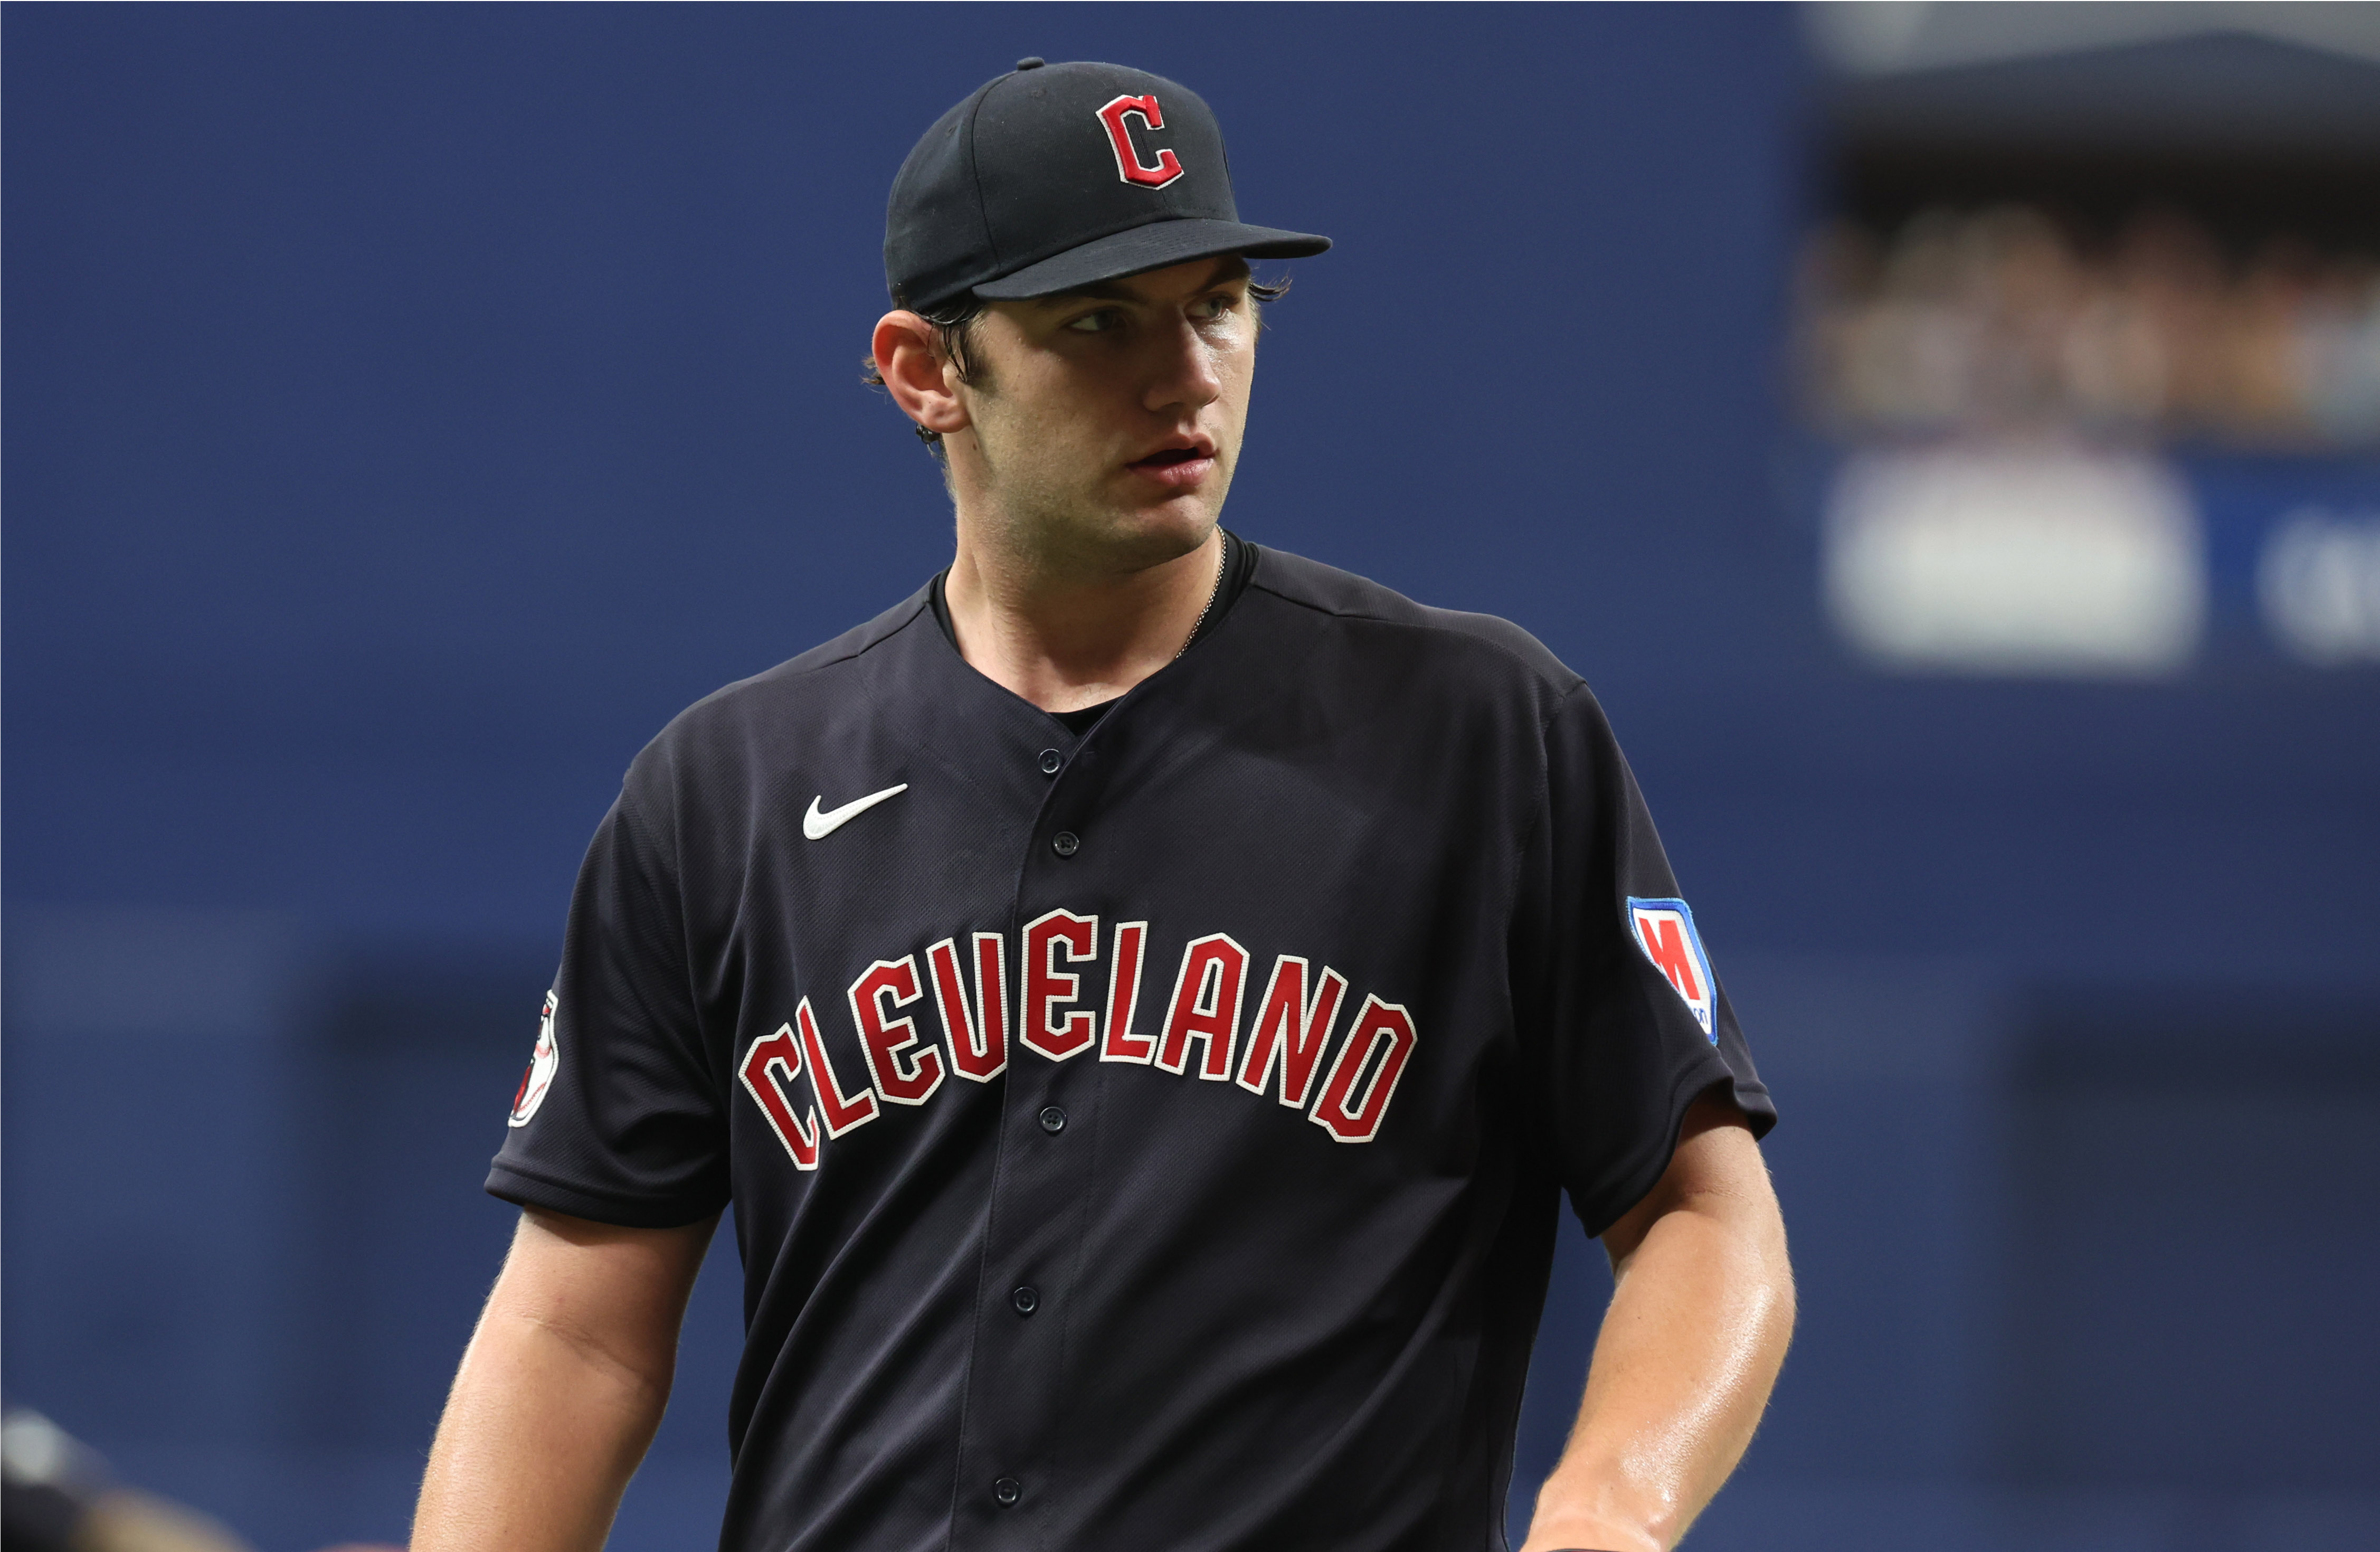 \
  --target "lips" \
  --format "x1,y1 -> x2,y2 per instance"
1128,437 -> 1217,490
